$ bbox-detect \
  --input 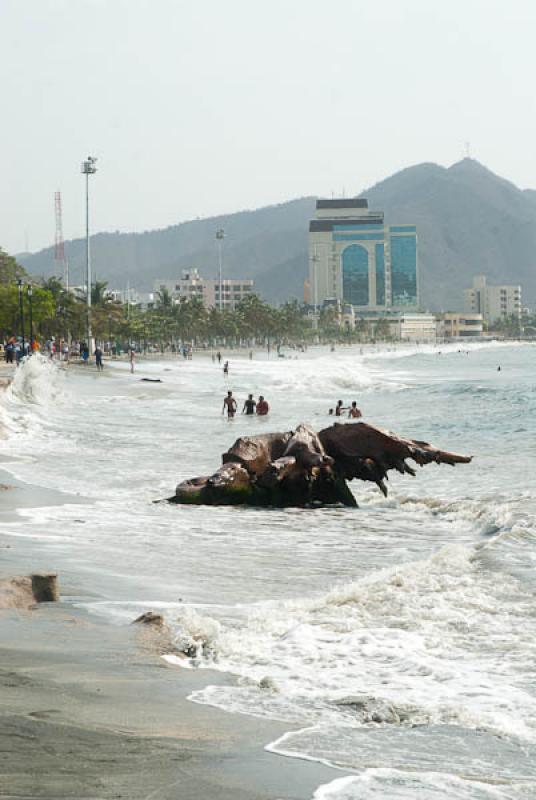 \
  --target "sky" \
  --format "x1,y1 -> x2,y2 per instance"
2,0 -> 536,254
